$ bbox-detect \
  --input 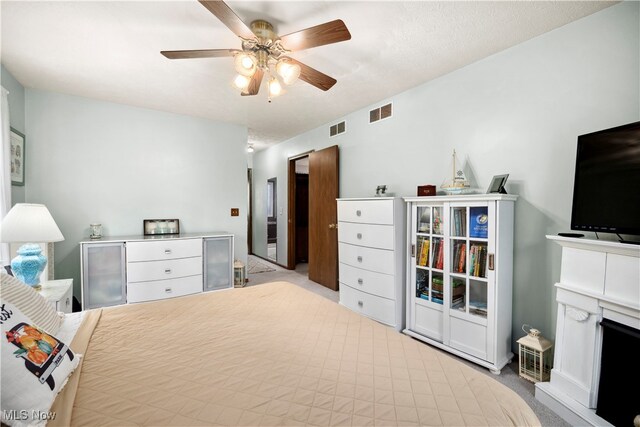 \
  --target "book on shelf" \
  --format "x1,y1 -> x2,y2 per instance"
469,207 -> 488,238
452,241 -> 466,273
431,239 -> 444,269
453,208 -> 467,236
418,238 -> 430,267
469,301 -> 487,316
451,295 -> 465,308
451,280 -> 465,297
469,243 -> 487,277
432,276 -> 444,293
